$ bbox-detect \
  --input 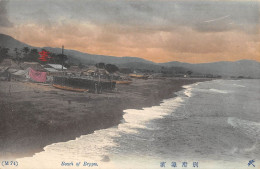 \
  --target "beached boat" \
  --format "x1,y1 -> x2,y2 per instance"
129,73 -> 149,79
53,84 -> 89,92
113,80 -> 132,84
52,76 -> 116,92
